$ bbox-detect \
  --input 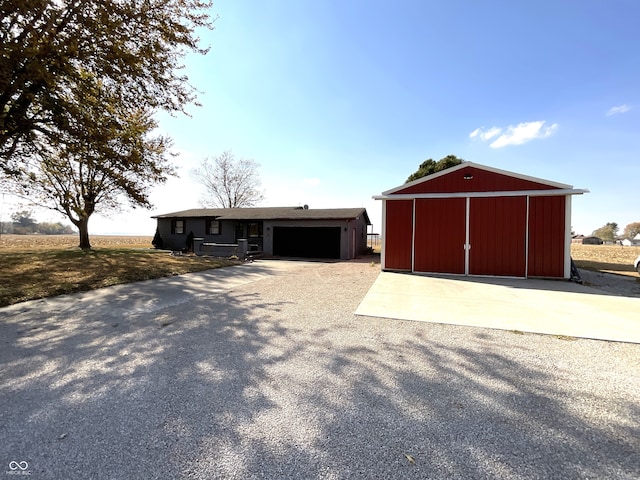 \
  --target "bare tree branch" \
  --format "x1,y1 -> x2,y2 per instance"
194,151 -> 265,208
